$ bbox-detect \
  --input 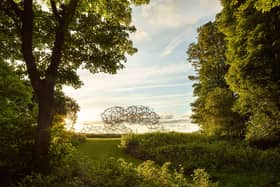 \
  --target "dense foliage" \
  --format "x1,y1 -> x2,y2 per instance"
217,0 -> 280,143
121,133 -> 280,186
0,60 -> 36,185
188,0 -> 280,144
17,156 -> 217,187
187,22 -> 245,138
